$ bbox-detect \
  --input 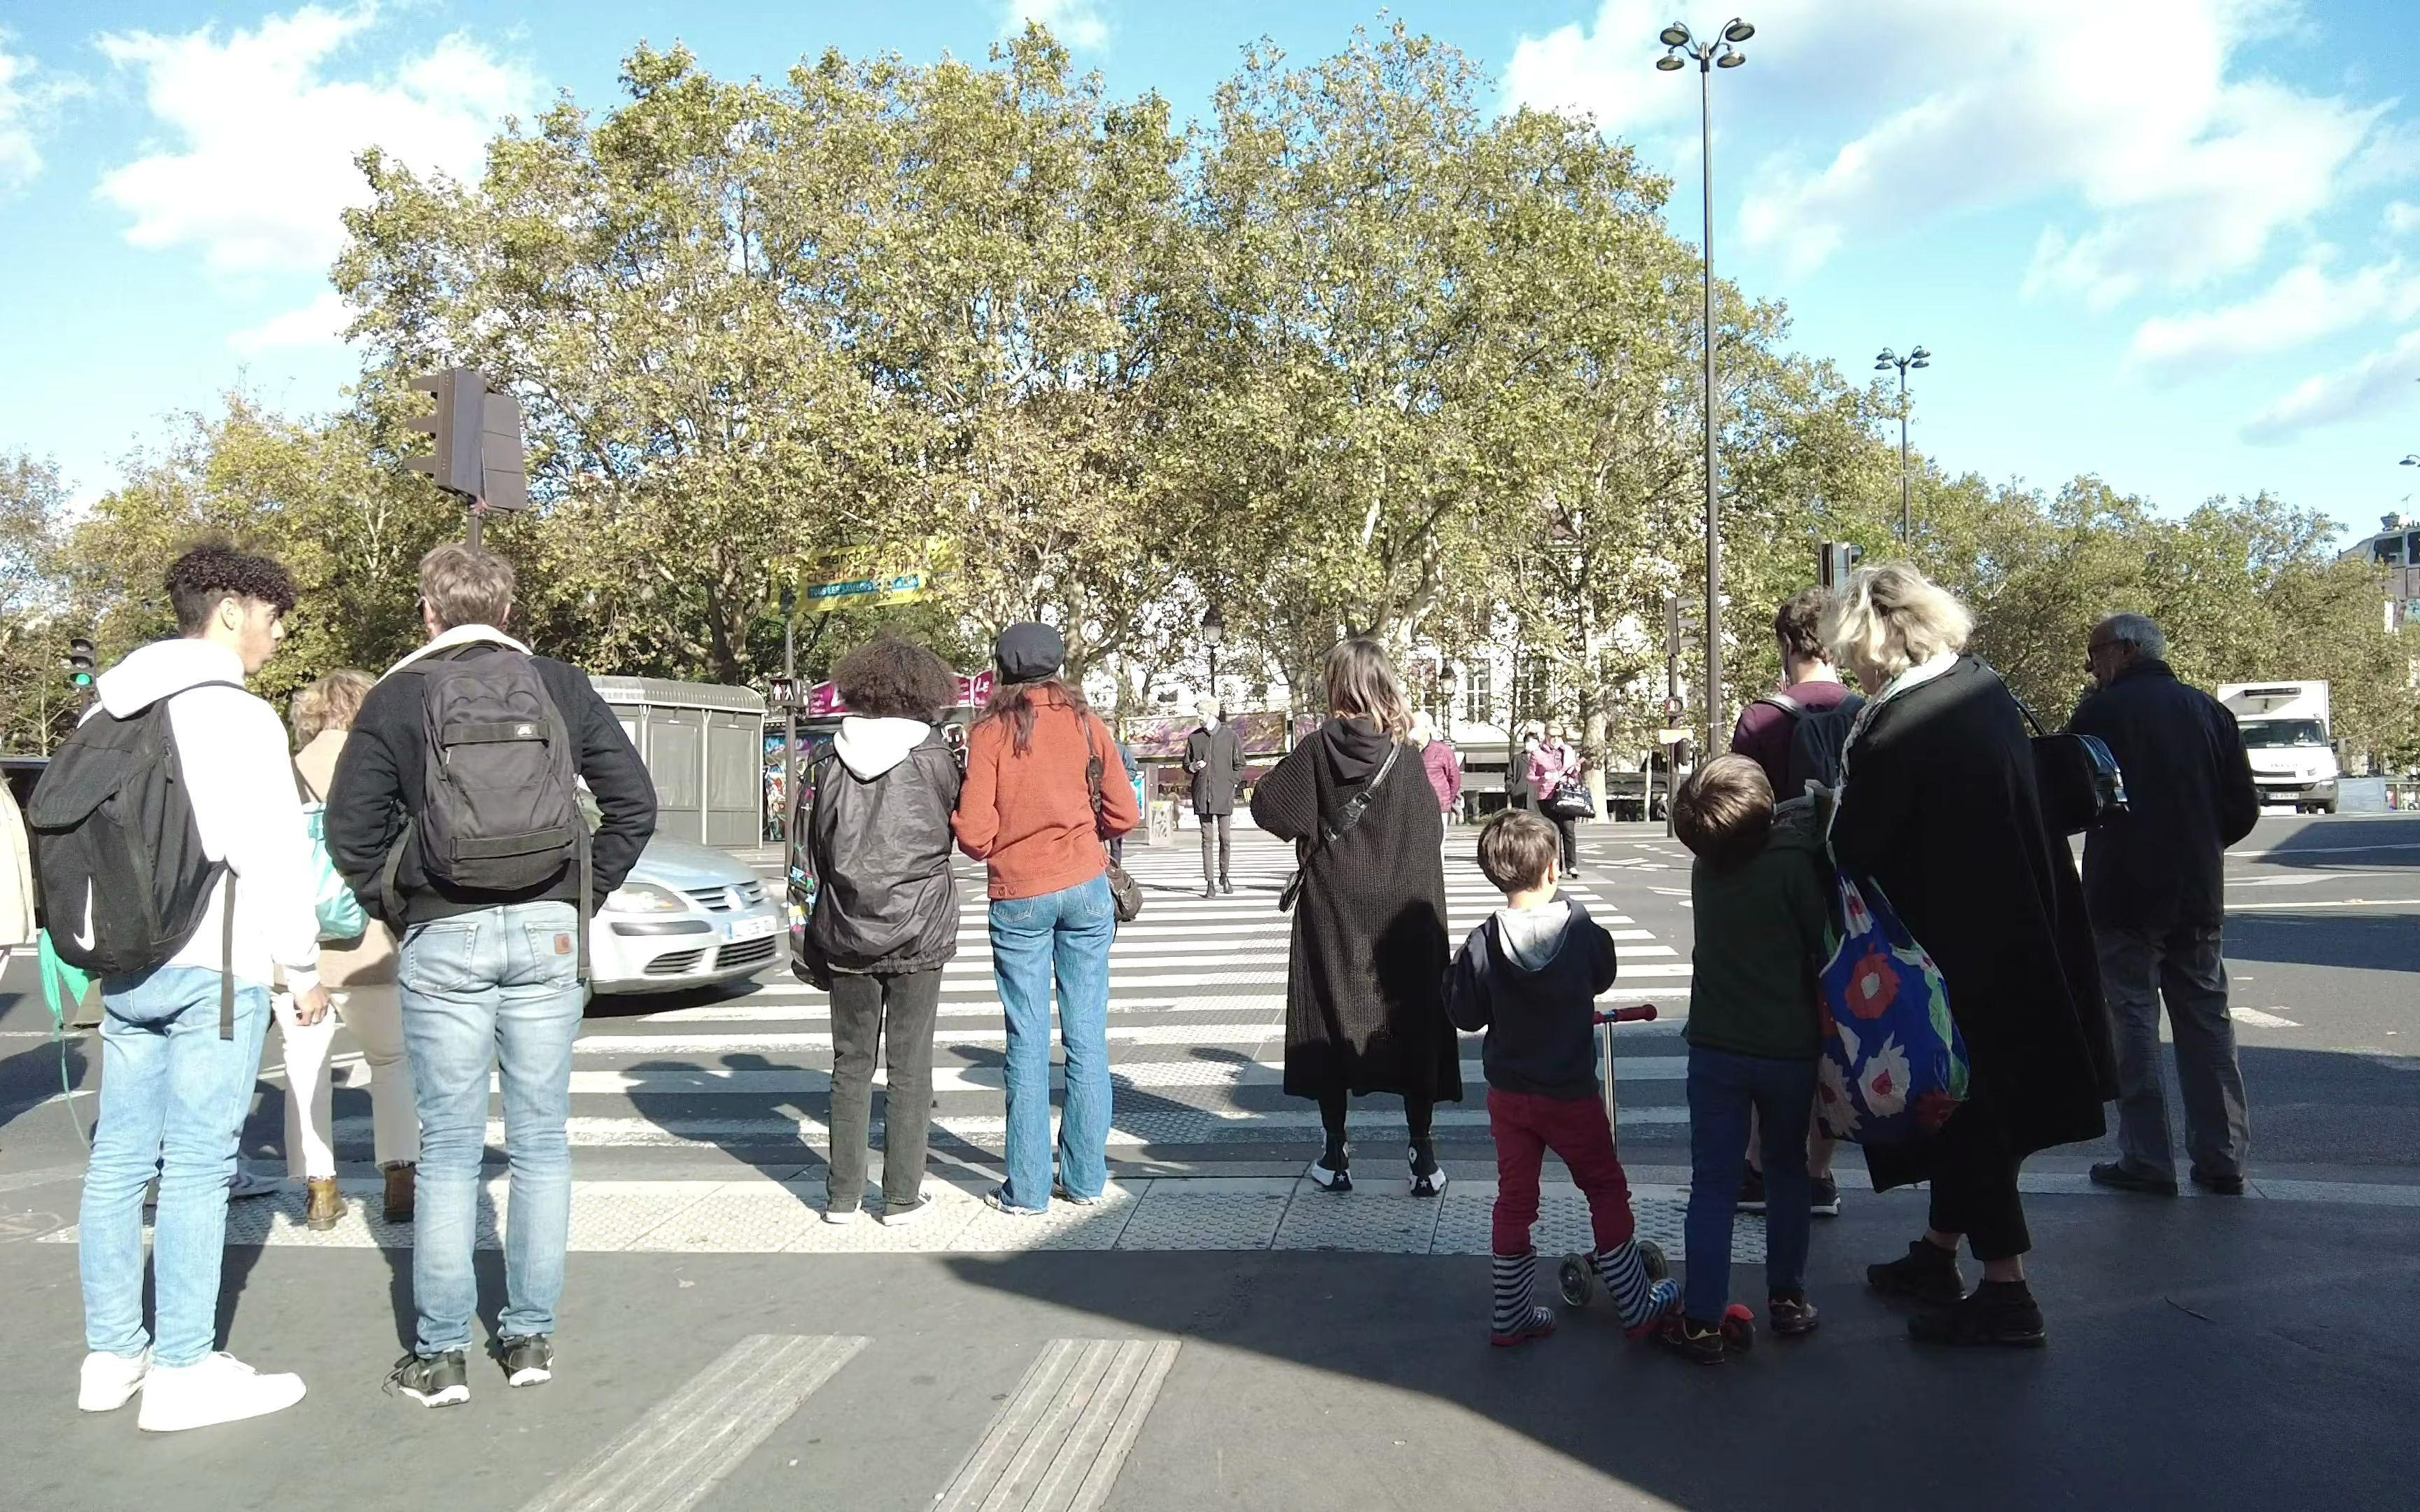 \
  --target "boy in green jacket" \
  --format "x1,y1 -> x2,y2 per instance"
1664,755 -> 1834,1363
